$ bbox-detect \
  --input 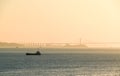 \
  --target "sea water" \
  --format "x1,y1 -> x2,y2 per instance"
0,48 -> 120,76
